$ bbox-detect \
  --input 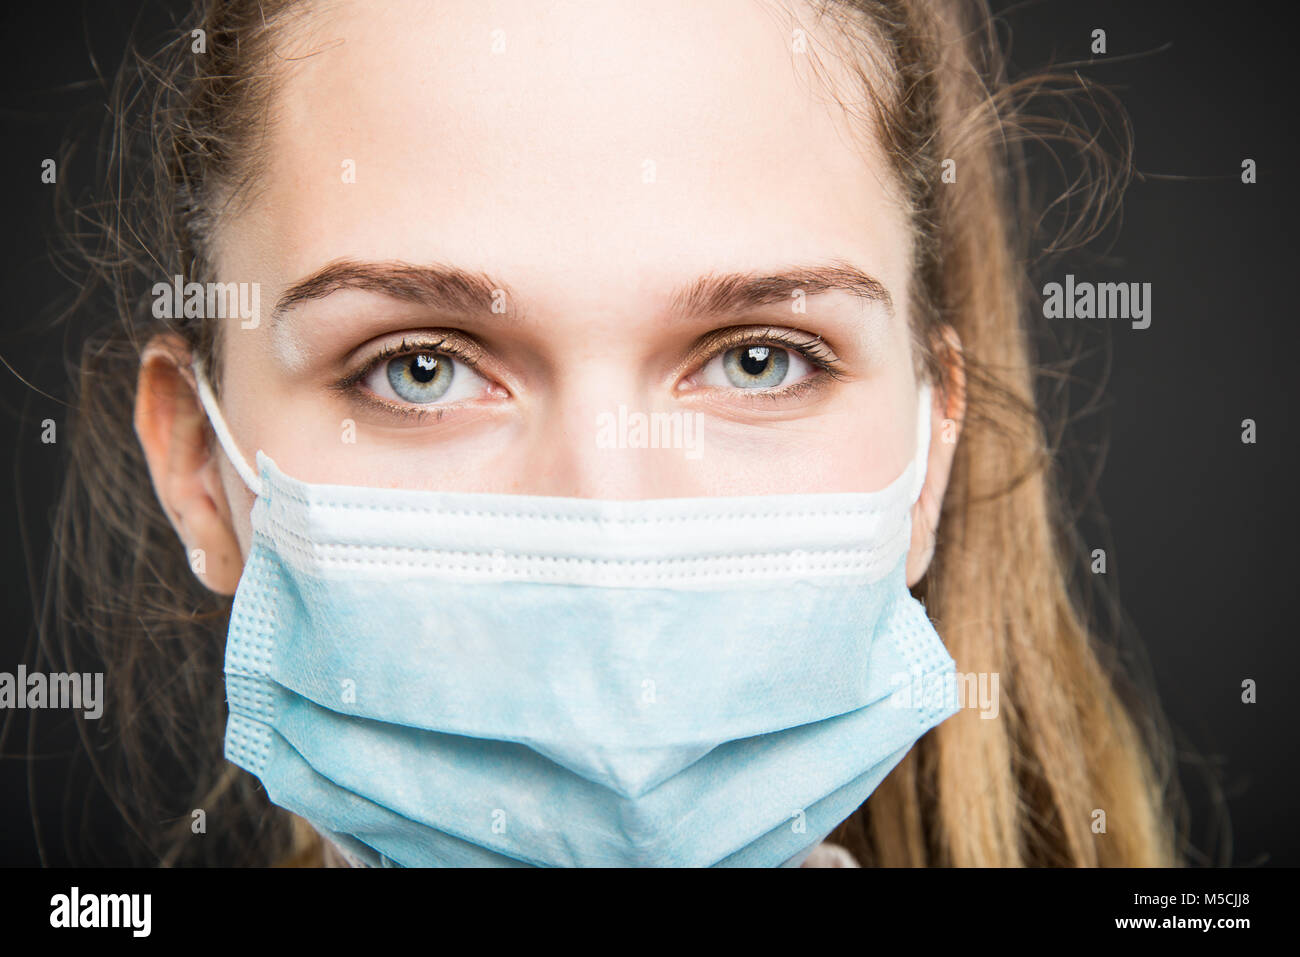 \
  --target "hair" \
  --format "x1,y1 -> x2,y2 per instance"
26,0 -> 1188,866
